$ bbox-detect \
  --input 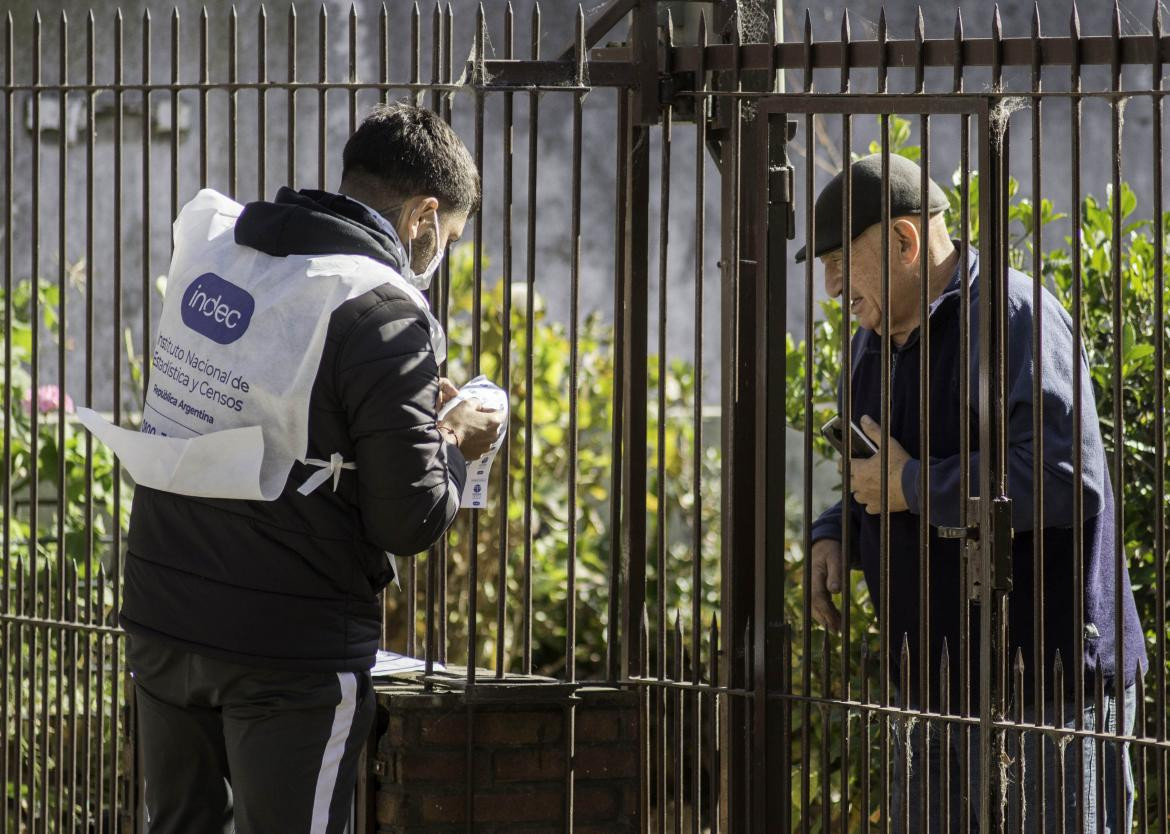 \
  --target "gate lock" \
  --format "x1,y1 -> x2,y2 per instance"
939,496 -> 1014,602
